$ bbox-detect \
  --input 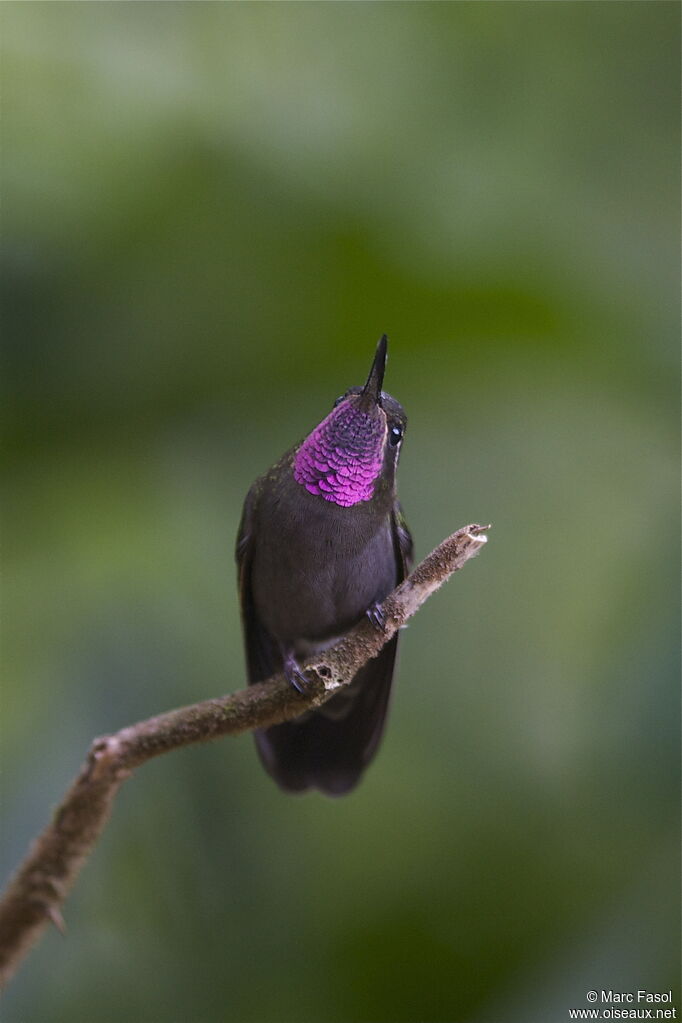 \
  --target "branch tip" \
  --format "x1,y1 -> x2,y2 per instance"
47,907 -> 66,936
